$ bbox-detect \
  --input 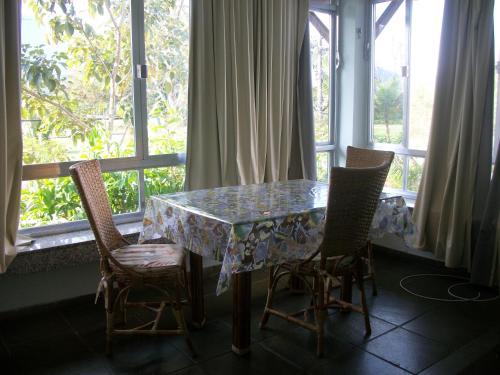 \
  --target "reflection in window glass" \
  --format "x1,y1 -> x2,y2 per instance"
21,1 -> 134,164
145,0 -> 190,155
20,171 -> 139,228
408,0 -> 444,150
407,156 -> 425,192
144,166 -> 186,197
316,152 -> 329,182
385,155 -> 404,190
310,11 -> 331,144
372,2 -> 405,145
